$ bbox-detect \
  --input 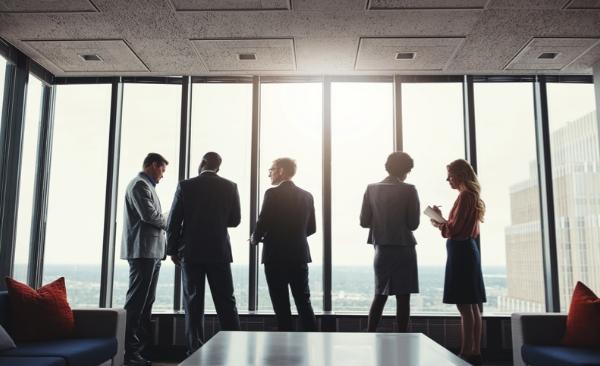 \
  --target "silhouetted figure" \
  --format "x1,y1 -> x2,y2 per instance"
431,159 -> 486,366
122,152 -> 169,366
360,152 -> 420,333
251,158 -> 317,331
167,152 -> 241,354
